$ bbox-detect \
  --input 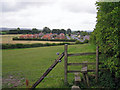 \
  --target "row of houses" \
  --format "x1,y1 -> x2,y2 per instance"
19,33 -> 66,40
19,32 -> 44,39
41,33 -> 65,39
